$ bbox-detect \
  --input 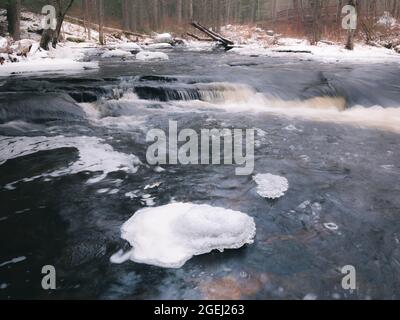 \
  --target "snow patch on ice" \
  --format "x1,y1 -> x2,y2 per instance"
136,51 -> 169,61
253,173 -> 289,199
111,203 -> 256,268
